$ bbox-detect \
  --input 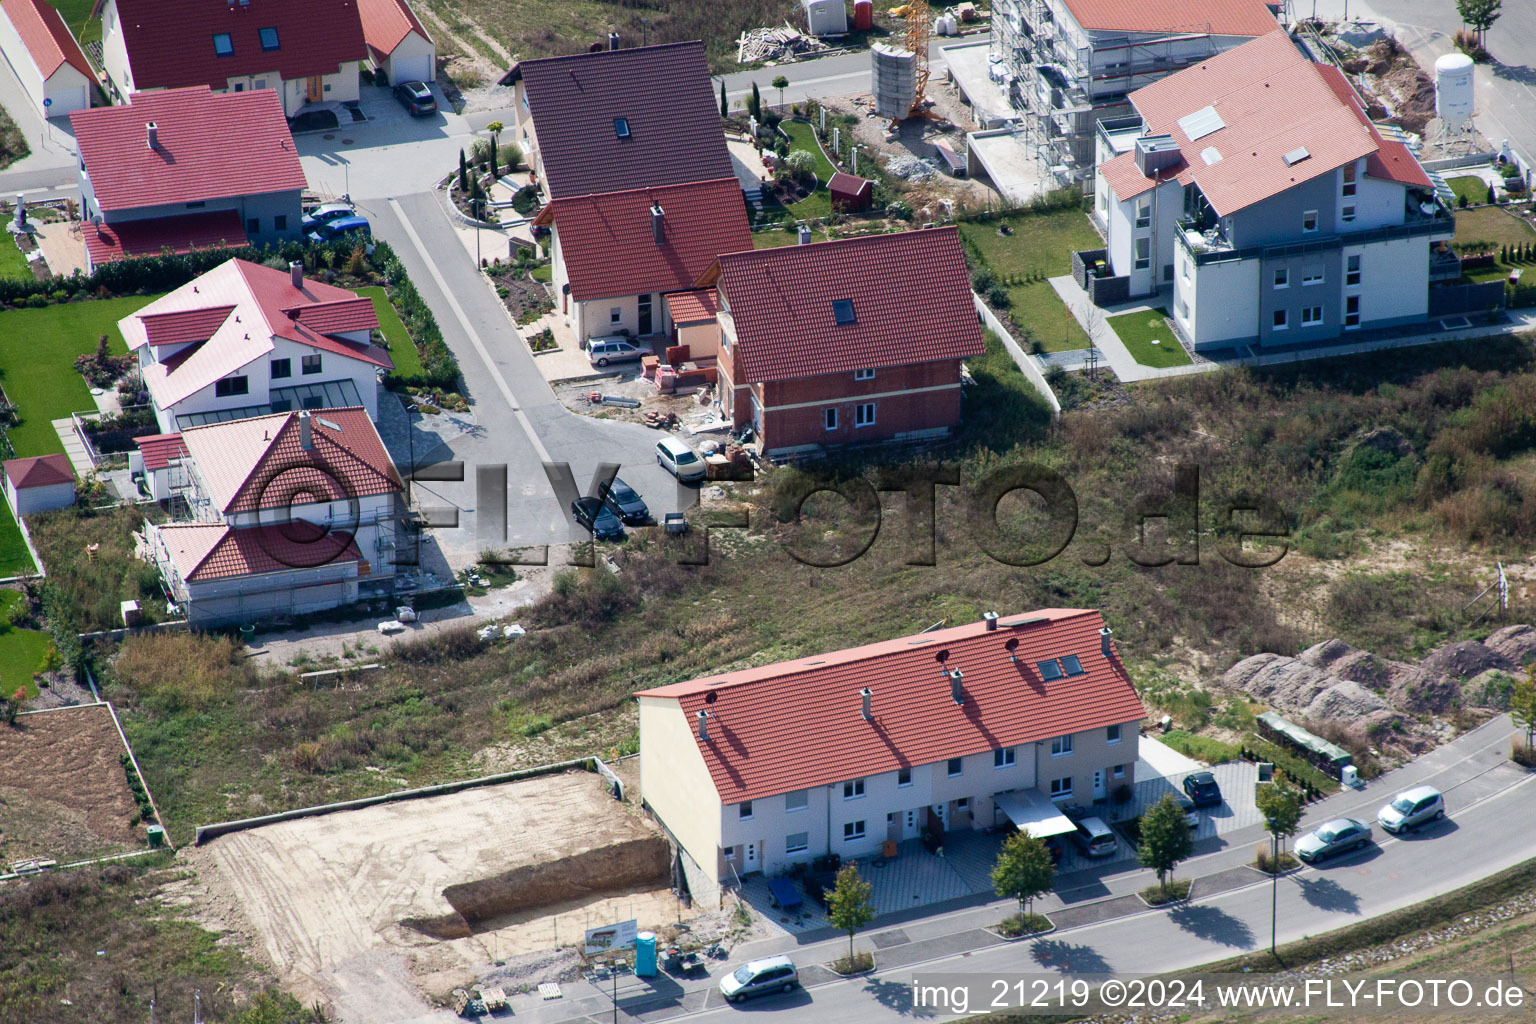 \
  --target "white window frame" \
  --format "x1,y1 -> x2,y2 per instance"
1302,305 -> 1323,327
1302,210 -> 1318,233
609,306 -> 622,326
1049,777 -> 1073,799
946,757 -> 963,778
1051,734 -> 1073,757
1340,205 -> 1356,223
1272,309 -> 1288,331
1107,724 -> 1122,744
825,407 -> 838,431
785,789 -> 808,812
739,800 -> 753,821
854,368 -> 875,381
1111,764 -> 1126,780
1301,271 -> 1324,287
897,767 -> 913,787
854,402 -> 875,427
994,747 -> 1016,768
1341,163 -> 1357,197
1344,294 -> 1361,329
843,820 -> 866,841
1346,254 -> 1361,287
843,778 -> 865,800
786,831 -> 809,854
1133,235 -> 1151,271
1273,268 -> 1289,289
1135,196 -> 1151,229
